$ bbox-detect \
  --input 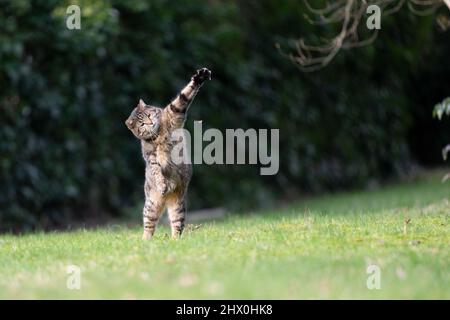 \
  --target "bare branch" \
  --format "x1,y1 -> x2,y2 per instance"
281,0 -> 449,72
